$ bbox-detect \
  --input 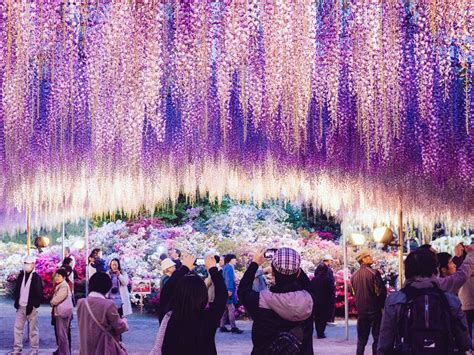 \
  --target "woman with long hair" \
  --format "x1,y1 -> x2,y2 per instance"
107,258 -> 132,318
152,255 -> 227,355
